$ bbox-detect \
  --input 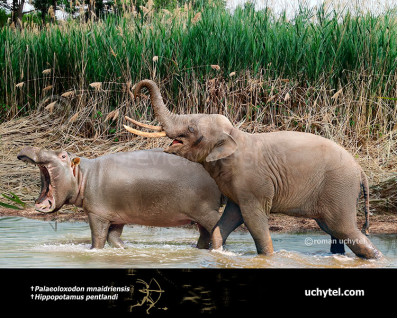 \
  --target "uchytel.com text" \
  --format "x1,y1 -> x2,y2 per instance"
30,285 -> 130,302
304,288 -> 365,298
